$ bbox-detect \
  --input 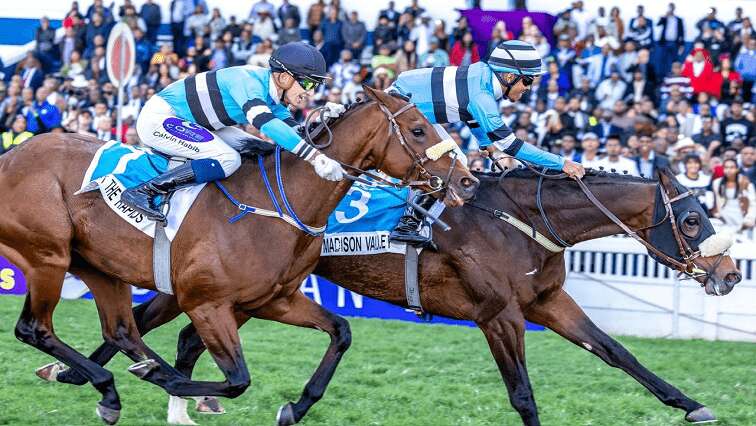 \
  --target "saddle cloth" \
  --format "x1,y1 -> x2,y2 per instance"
77,140 -> 205,241
322,178 -> 418,256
